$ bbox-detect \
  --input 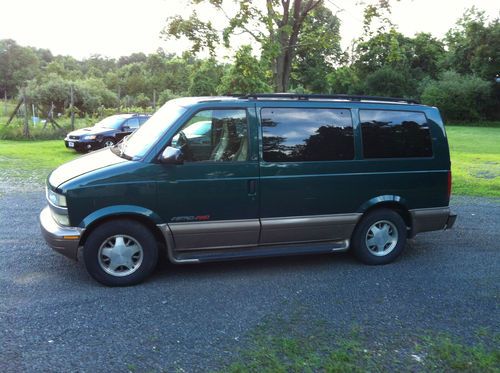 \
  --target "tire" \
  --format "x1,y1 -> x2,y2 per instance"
102,138 -> 115,148
83,219 -> 159,286
351,208 -> 407,265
